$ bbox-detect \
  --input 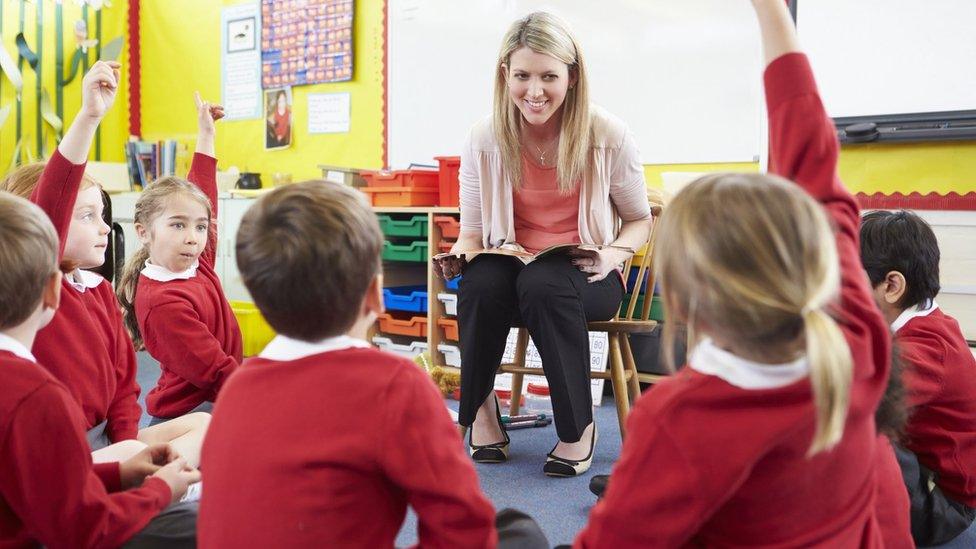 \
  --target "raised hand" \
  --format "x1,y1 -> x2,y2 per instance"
79,60 -> 121,121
